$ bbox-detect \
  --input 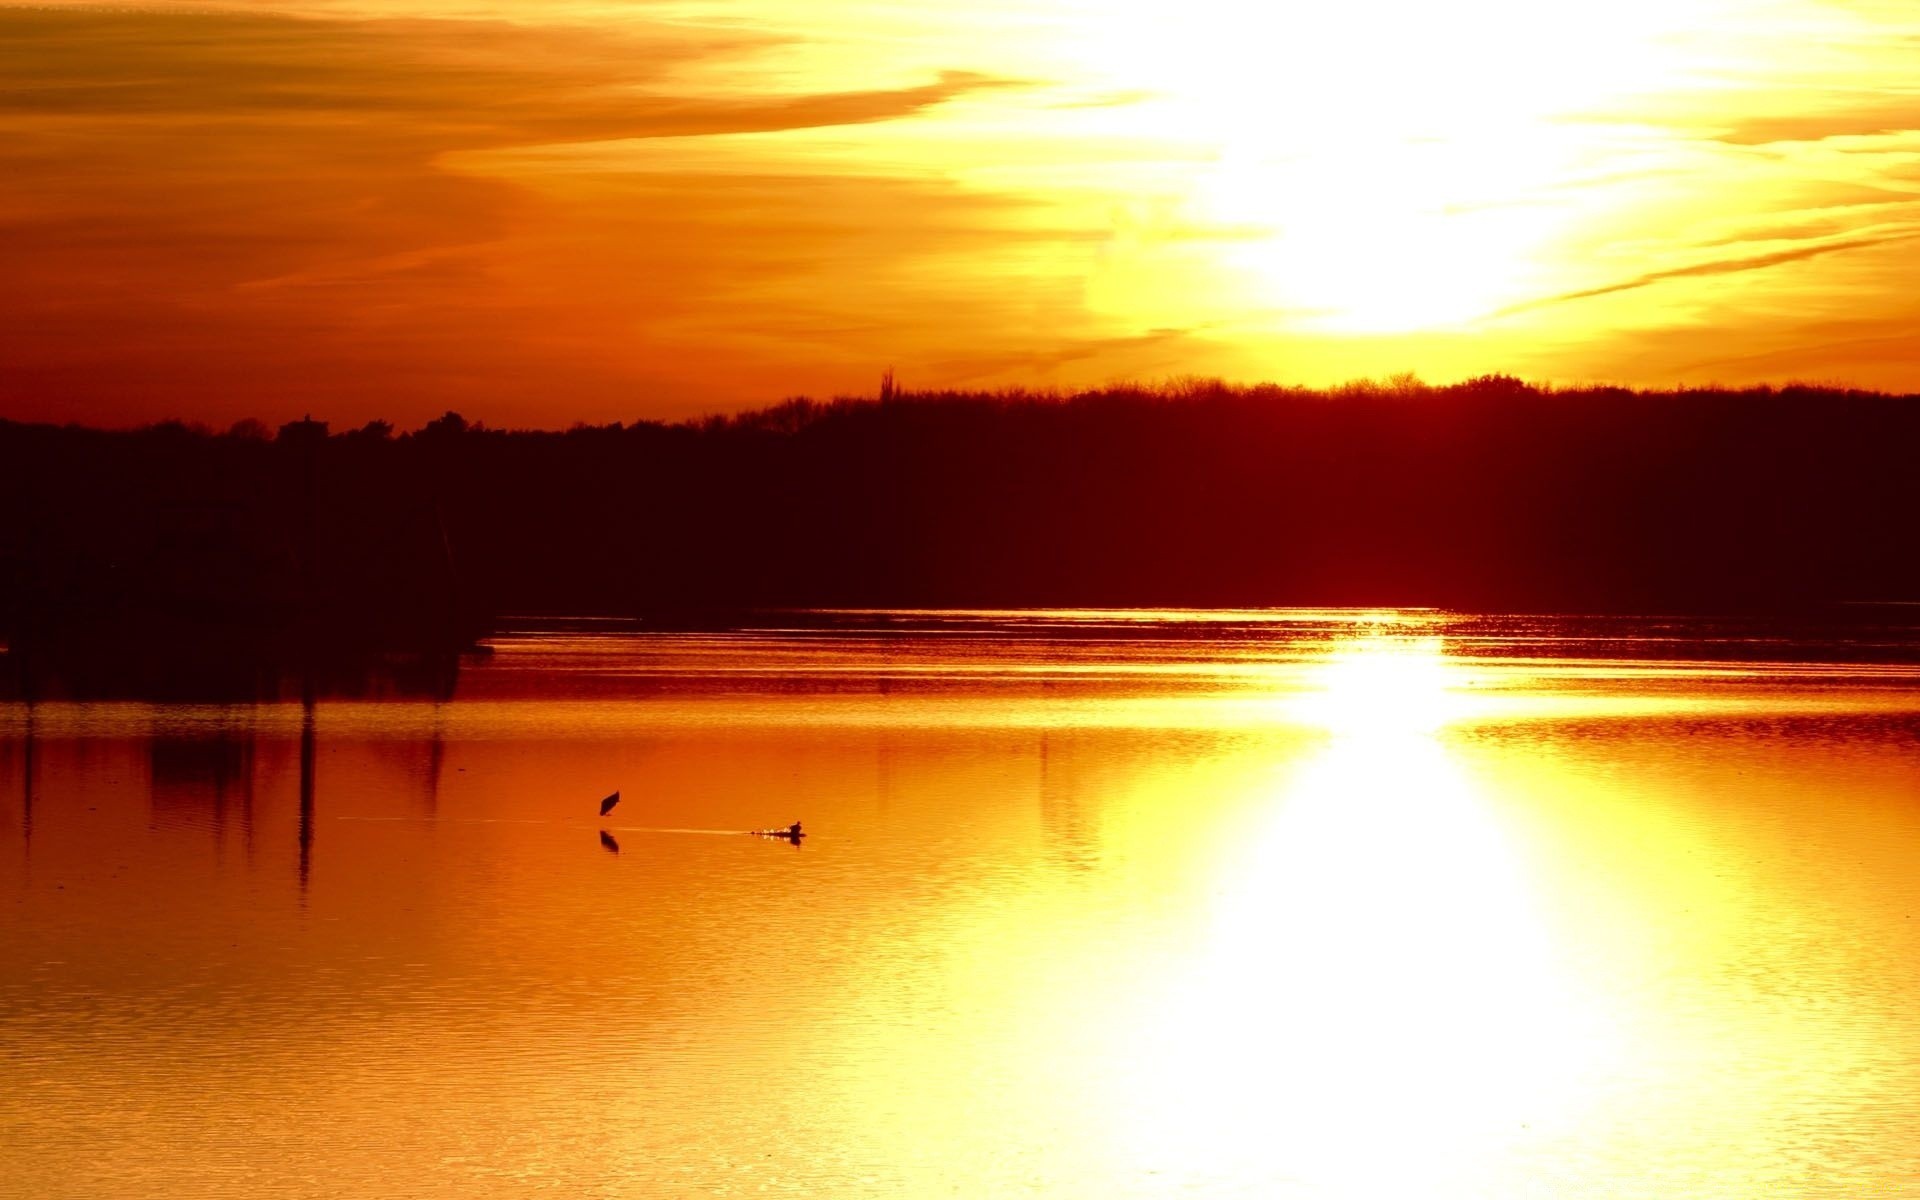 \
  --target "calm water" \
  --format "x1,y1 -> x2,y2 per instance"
4,610 -> 1920,1199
